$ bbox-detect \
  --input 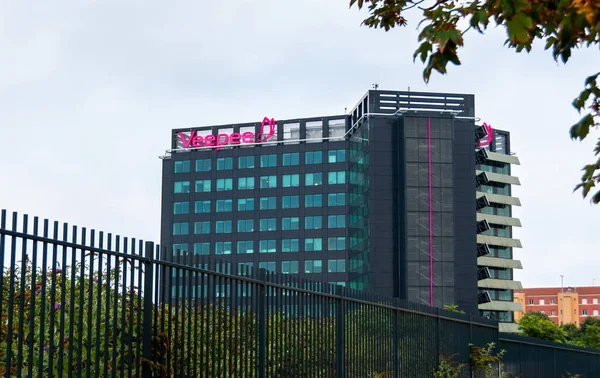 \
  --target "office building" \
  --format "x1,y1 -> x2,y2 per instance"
159,89 -> 521,317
